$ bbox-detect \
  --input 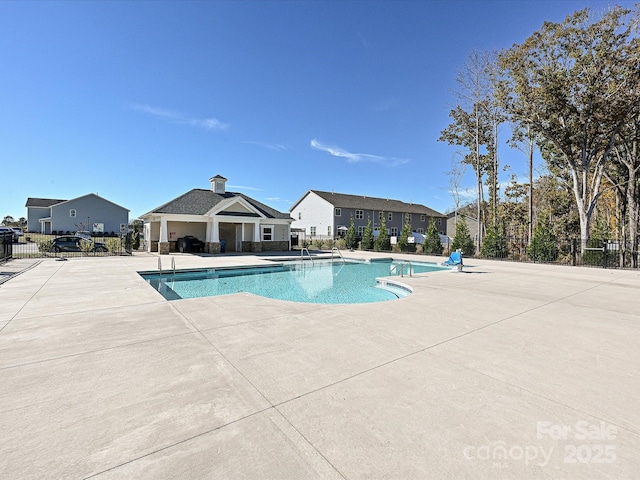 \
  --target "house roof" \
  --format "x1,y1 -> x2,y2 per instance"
25,198 -> 67,208
25,194 -> 129,212
293,190 -> 445,217
142,189 -> 292,220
